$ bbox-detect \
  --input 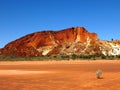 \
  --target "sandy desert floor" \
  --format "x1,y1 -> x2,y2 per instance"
0,60 -> 120,90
